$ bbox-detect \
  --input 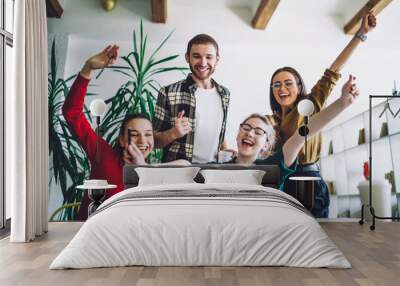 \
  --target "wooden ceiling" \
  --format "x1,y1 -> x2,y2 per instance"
46,0 -> 394,33
251,0 -> 280,30
151,0 -> 167,23
344,0 -> 393,35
